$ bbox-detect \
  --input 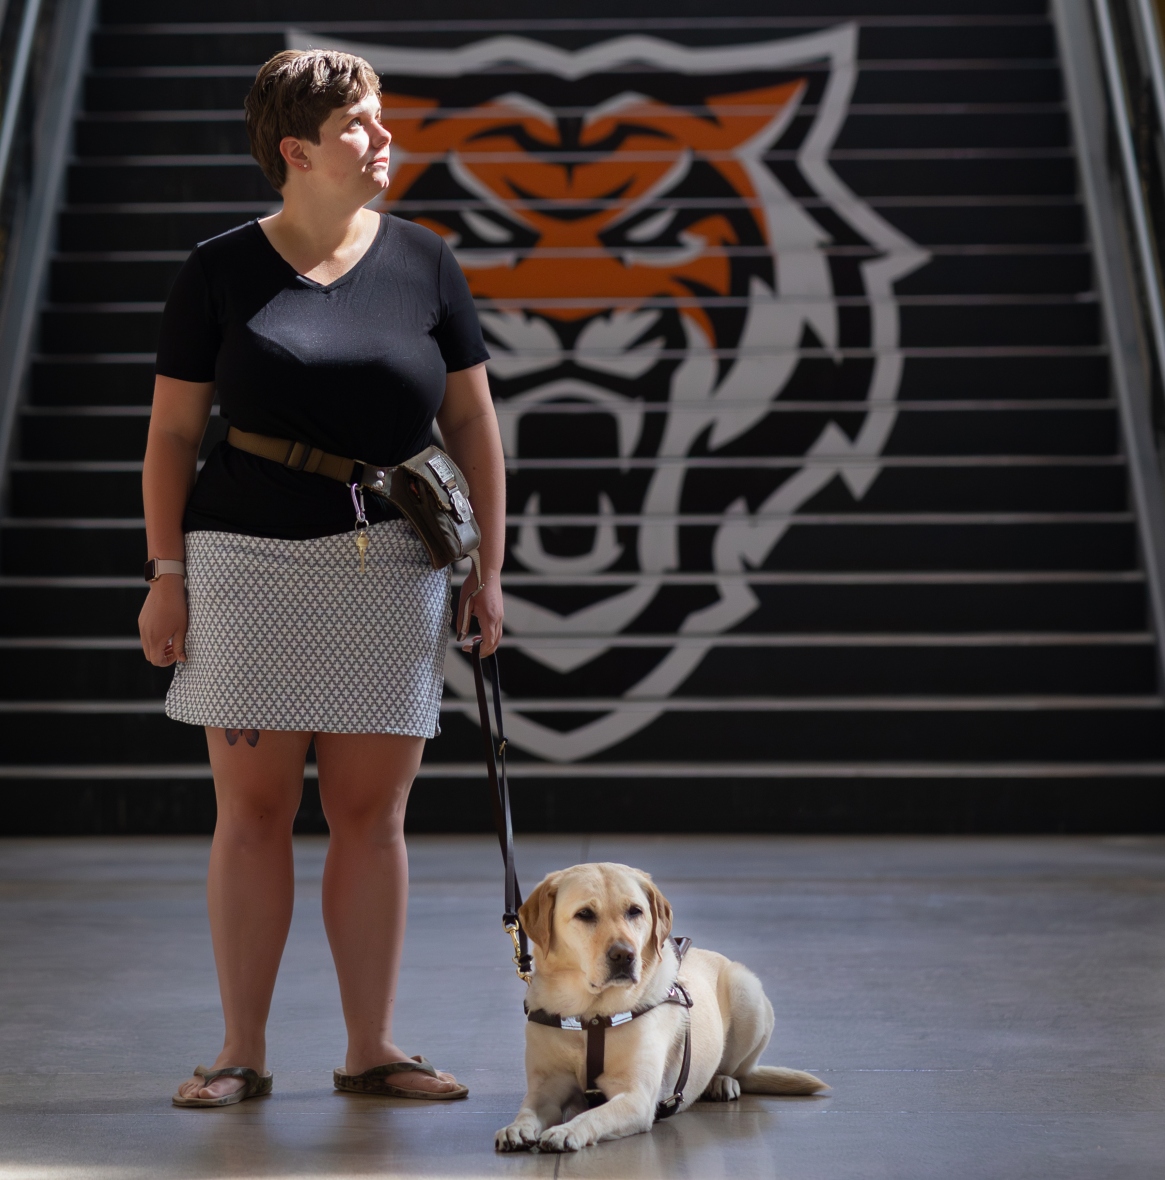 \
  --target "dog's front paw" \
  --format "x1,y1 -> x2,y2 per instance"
703,1074 -> 741,1102
538,1124 -> 587,1153
495,1121 -> 541,1152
